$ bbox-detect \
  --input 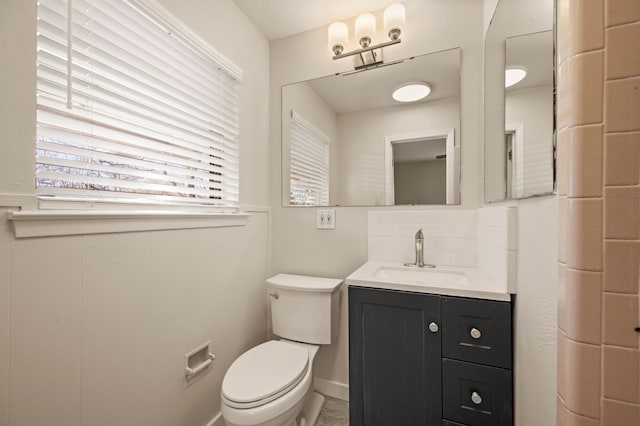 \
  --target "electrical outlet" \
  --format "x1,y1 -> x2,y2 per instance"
316,209 -> 336,229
